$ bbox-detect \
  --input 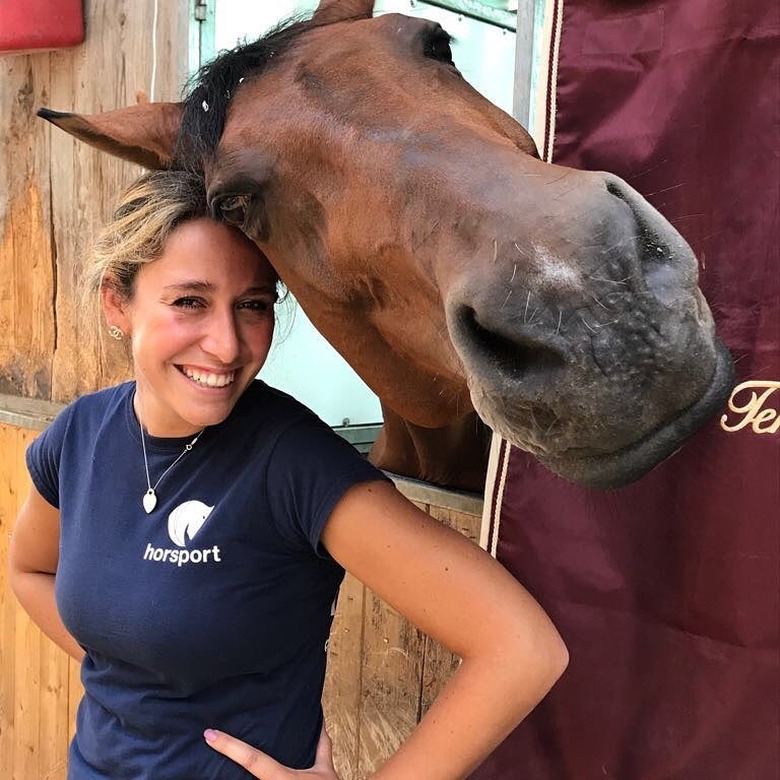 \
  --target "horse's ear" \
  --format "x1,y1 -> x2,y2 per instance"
312,0 -> 374,24
37,102 -> 183,170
